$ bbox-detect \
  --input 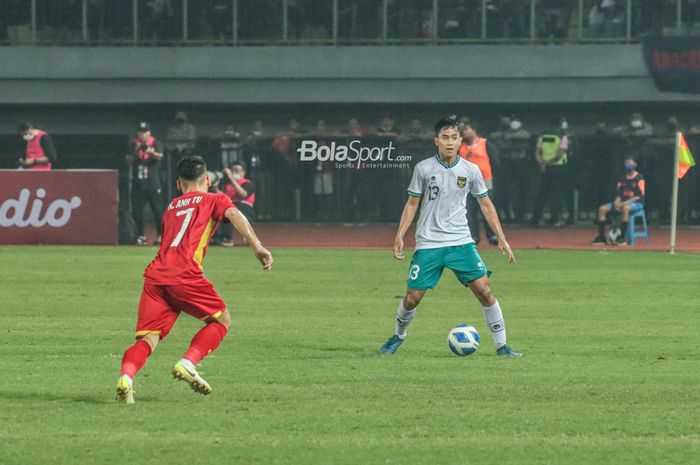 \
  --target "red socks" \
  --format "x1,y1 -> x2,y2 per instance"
119,323 -> 228,379
120,339 -> 152,378
183,322 -> 228,365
